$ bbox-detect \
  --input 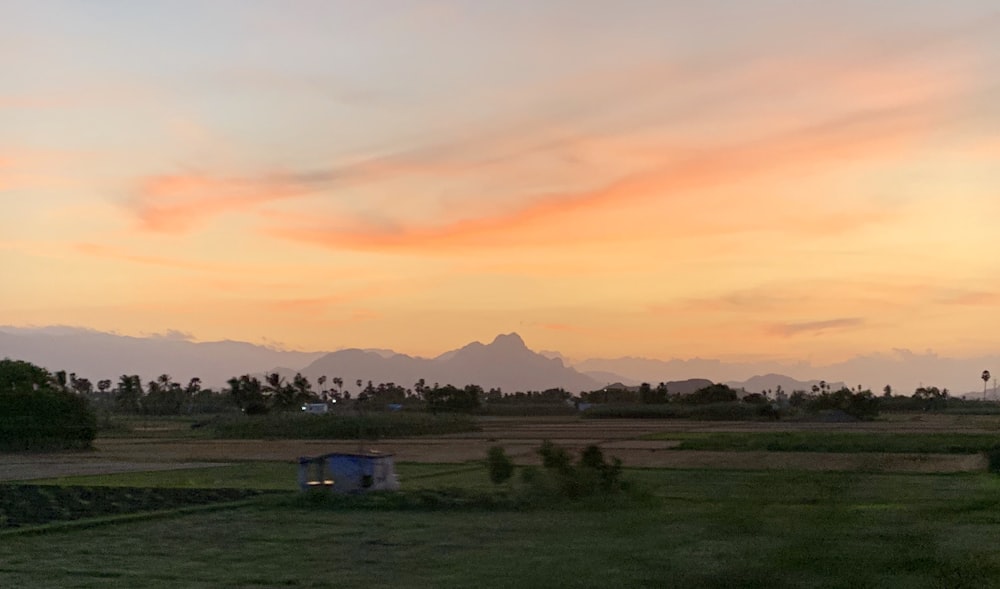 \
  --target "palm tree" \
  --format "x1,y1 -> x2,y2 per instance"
264,372 -> 285,396
184,377 -> 202,413
156,374 -> 174,392
229,375 -> 265,413
317,375 -> 327,400
264,372 -> 297,411
983,370 -> 991,401
115,374 -> 142,413
292,373 -> 314,405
